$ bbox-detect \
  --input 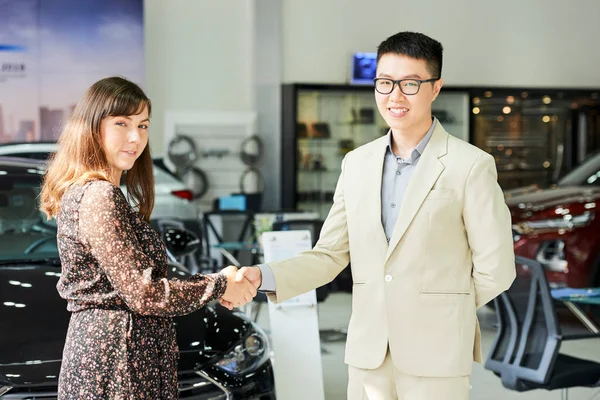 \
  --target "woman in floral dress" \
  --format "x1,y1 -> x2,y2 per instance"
40,77 -> 256,399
